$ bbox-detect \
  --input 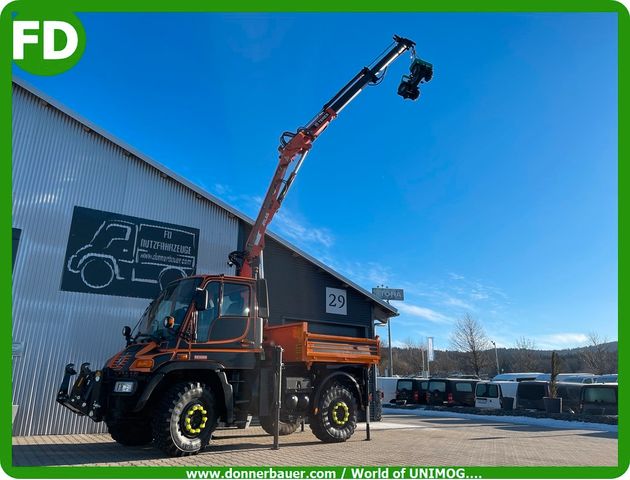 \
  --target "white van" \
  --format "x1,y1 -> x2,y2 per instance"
475,381 -> 519,409
377,376 -> 401,404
